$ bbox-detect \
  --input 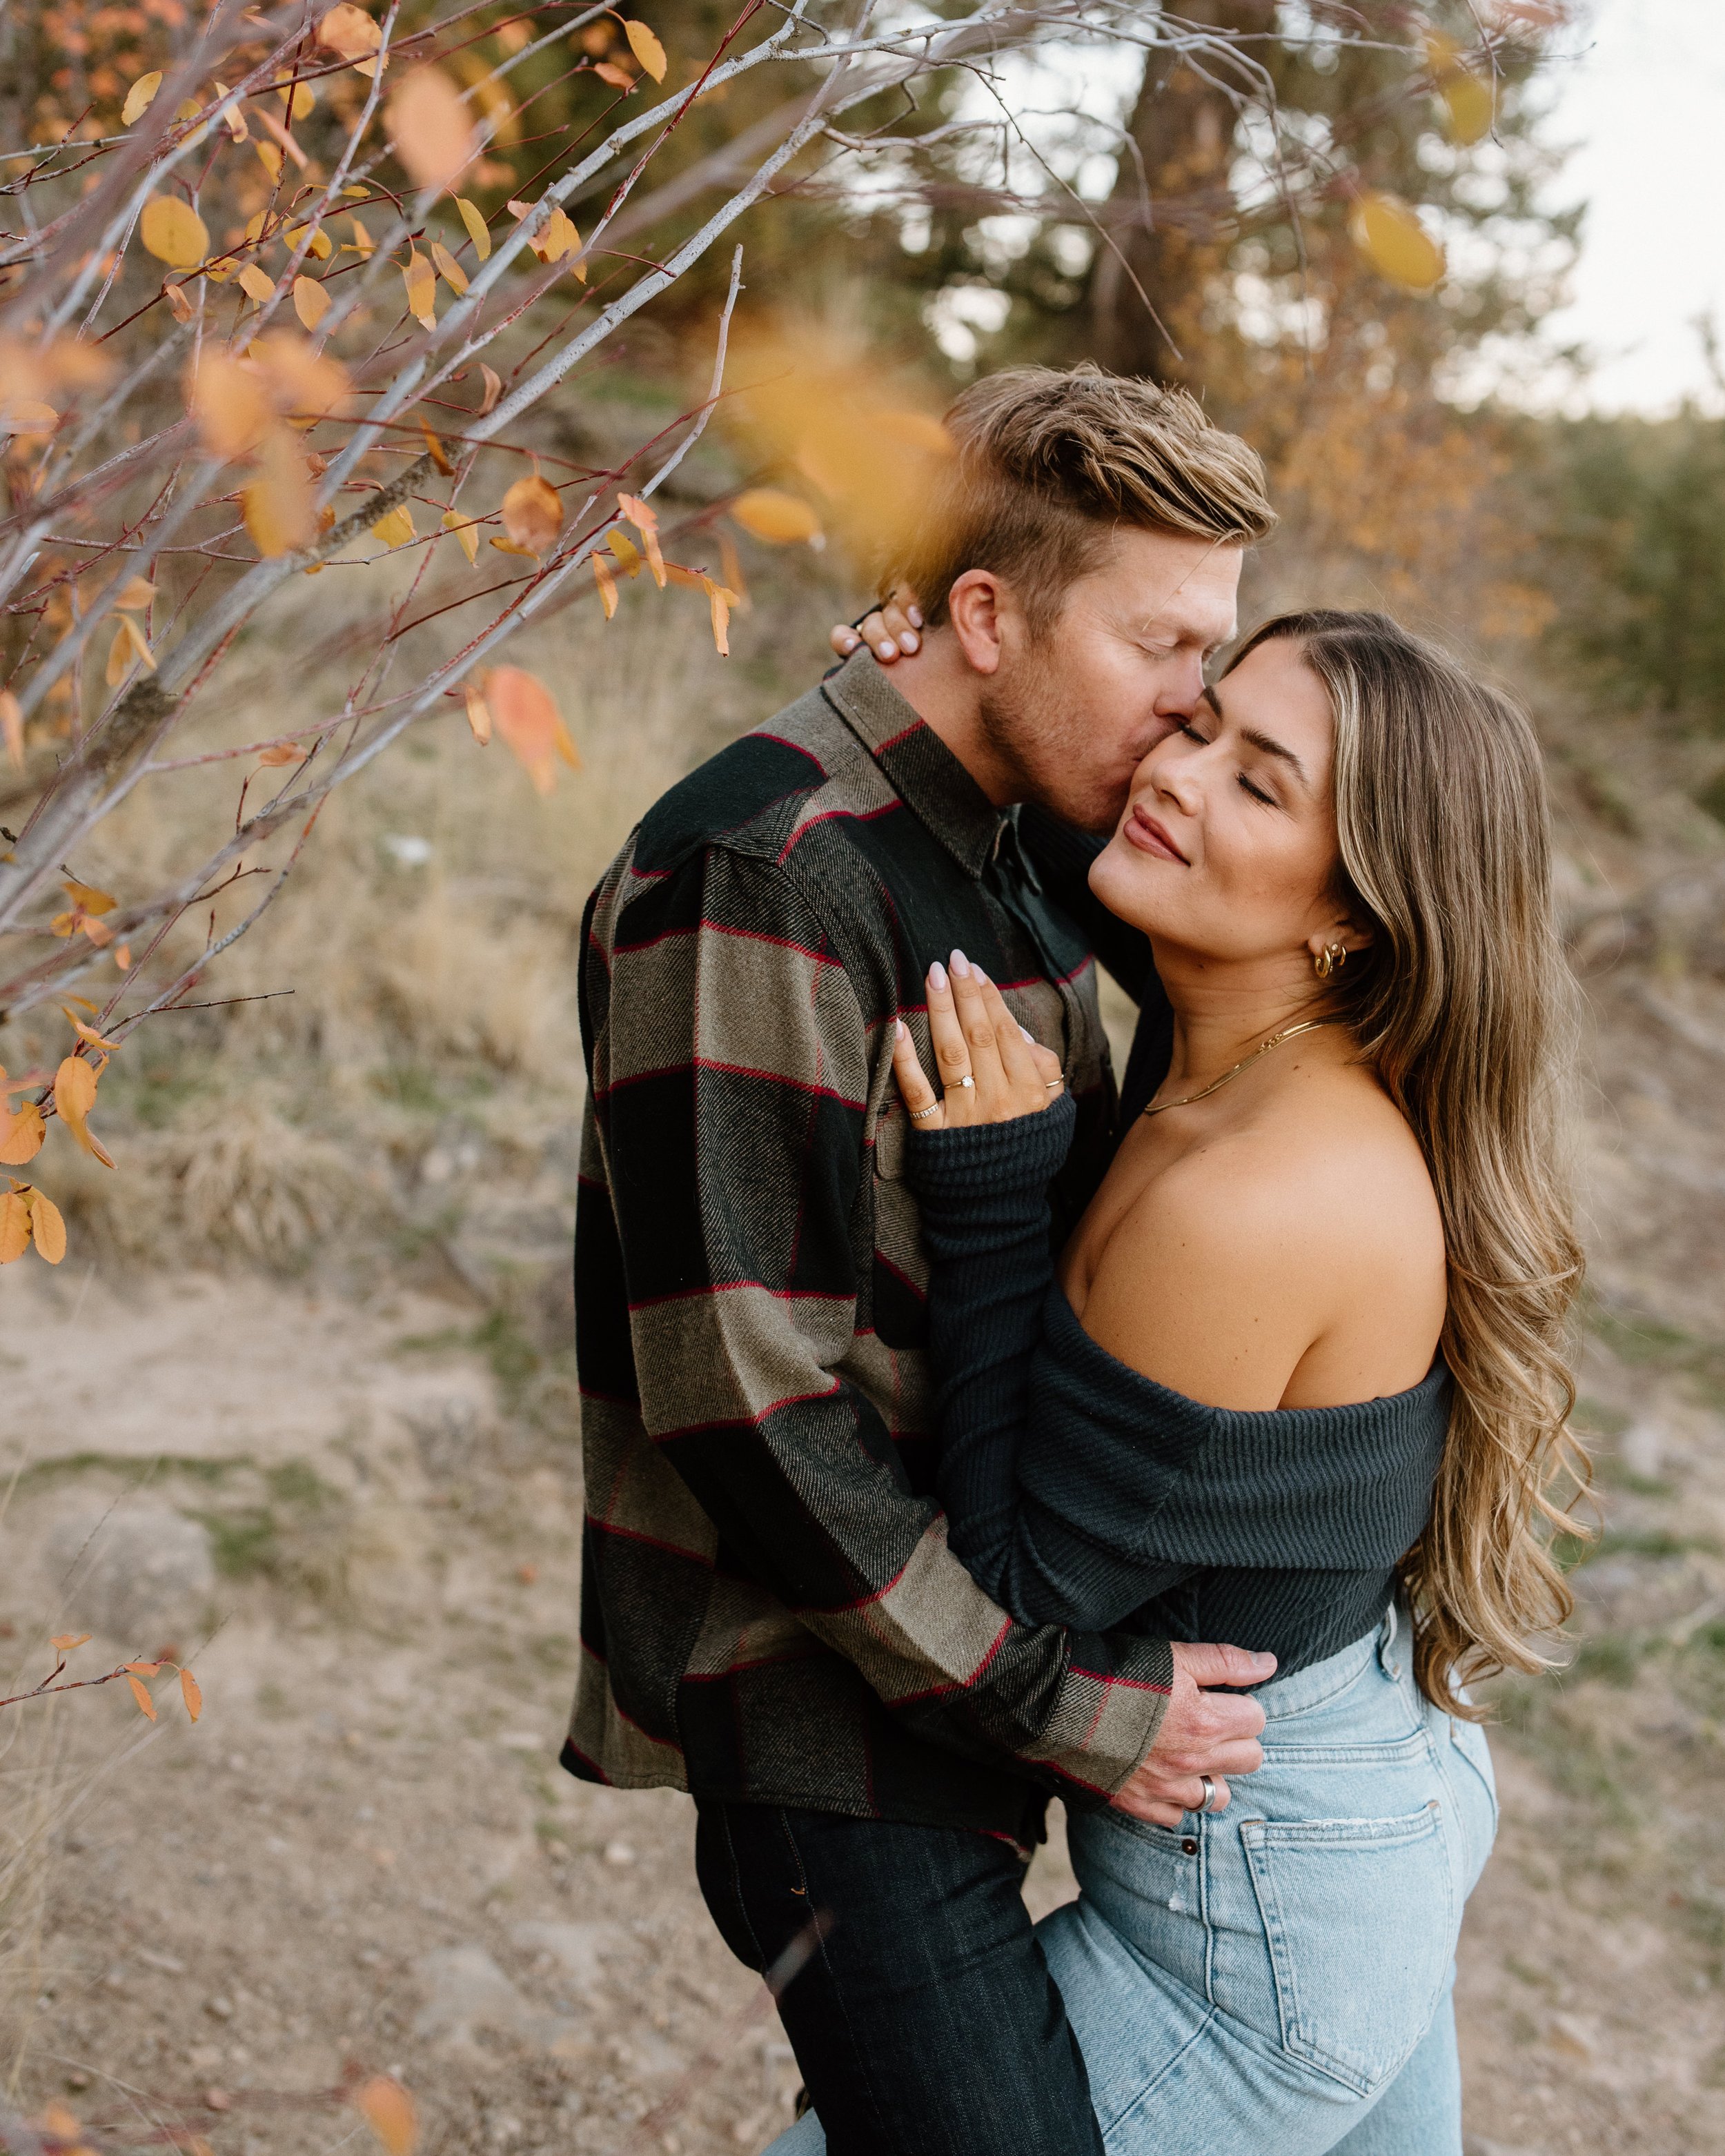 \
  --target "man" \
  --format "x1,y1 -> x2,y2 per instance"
565,365 -> 1279,2155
